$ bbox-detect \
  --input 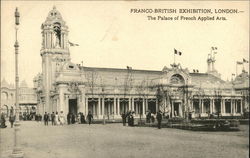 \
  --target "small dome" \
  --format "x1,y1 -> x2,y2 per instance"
45,6 -> 63,22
